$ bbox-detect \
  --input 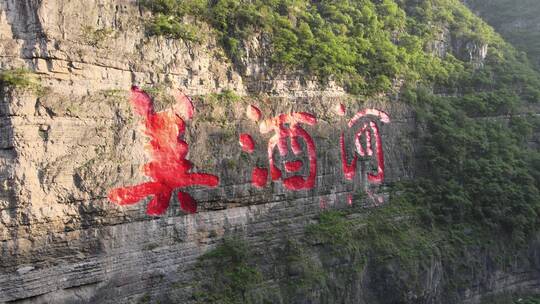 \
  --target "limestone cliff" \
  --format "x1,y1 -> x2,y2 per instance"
0,1 -> 539,304
0,1 -> 411,302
